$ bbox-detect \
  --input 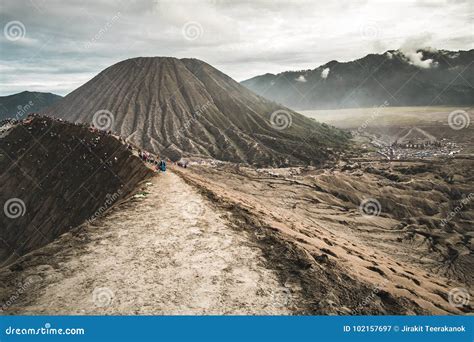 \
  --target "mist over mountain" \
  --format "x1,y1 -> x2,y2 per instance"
241,49 -> 474,110
43,57 -> 349,166
0,91 -> 62,121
